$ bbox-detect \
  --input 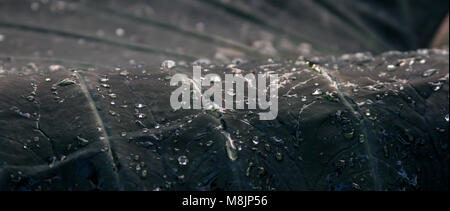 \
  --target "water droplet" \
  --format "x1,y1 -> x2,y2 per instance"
108,93 -> 117,99
177,155 -> 189,166
99,76 -> 109,82
135,113 -> 147,119
264,144 -> 271,152
252,136 -> 259,145
109,110 -> 117,116
119,70 -> 130,76
141,169 -> 147,179
135,164 -> 141,171
100,83 -> 110,88
45,78 -> 52,82
161,60 -> 176,69
56,78 -> 76,86
387,64 -> 396,72
429,81 -> 442,91
422,69 -> 437,77
49,65 -> 65,71
301,96 -> 307,102
445,114 -> 449,122
76,136 -> 89,146
206,140 -> 214,147
359,134 -> 365,144
352,183 -> 361,190
311,89 -> 323,96
115,28 -> 125,37
135,103 -> 146,109
26,95 -> 35,102
275,152 -> 283,161
343,130 -> 354,139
